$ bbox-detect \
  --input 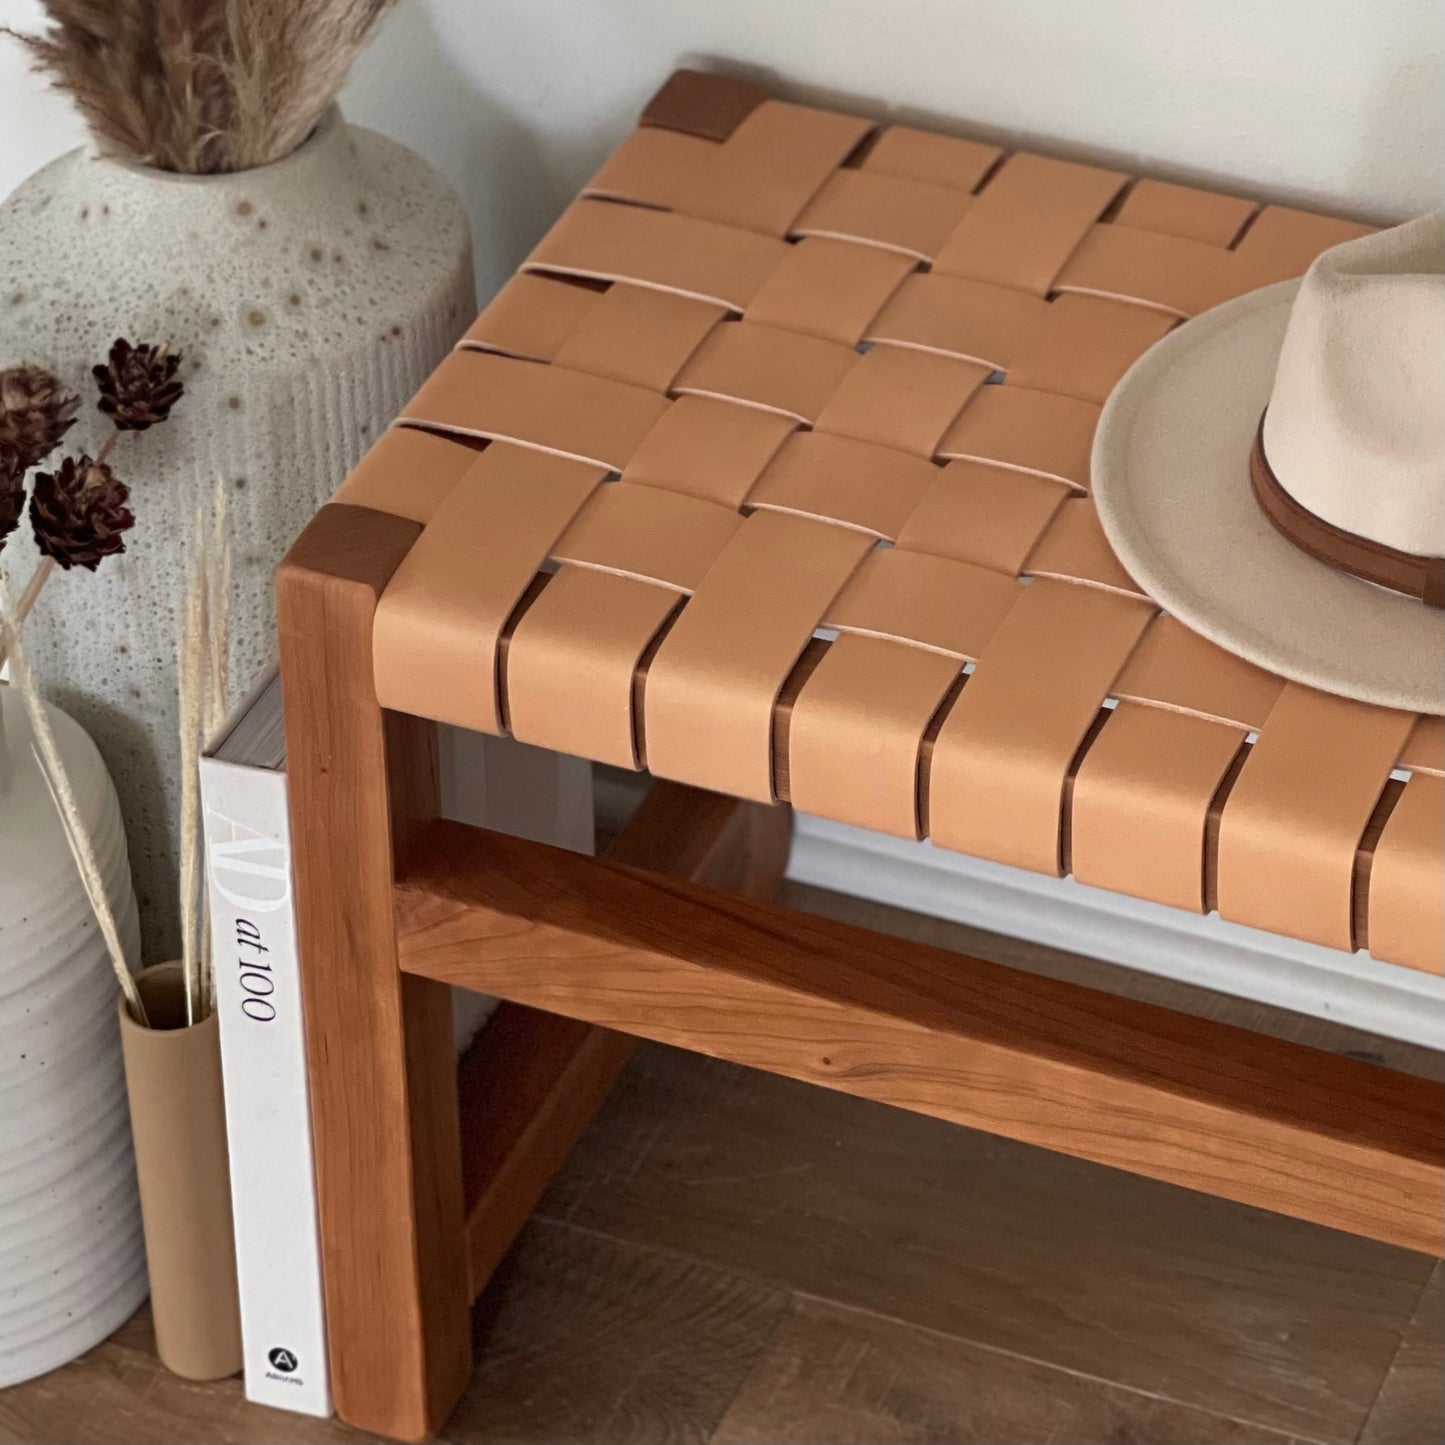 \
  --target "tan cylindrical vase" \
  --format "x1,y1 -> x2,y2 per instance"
118,963 -> 243,1380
